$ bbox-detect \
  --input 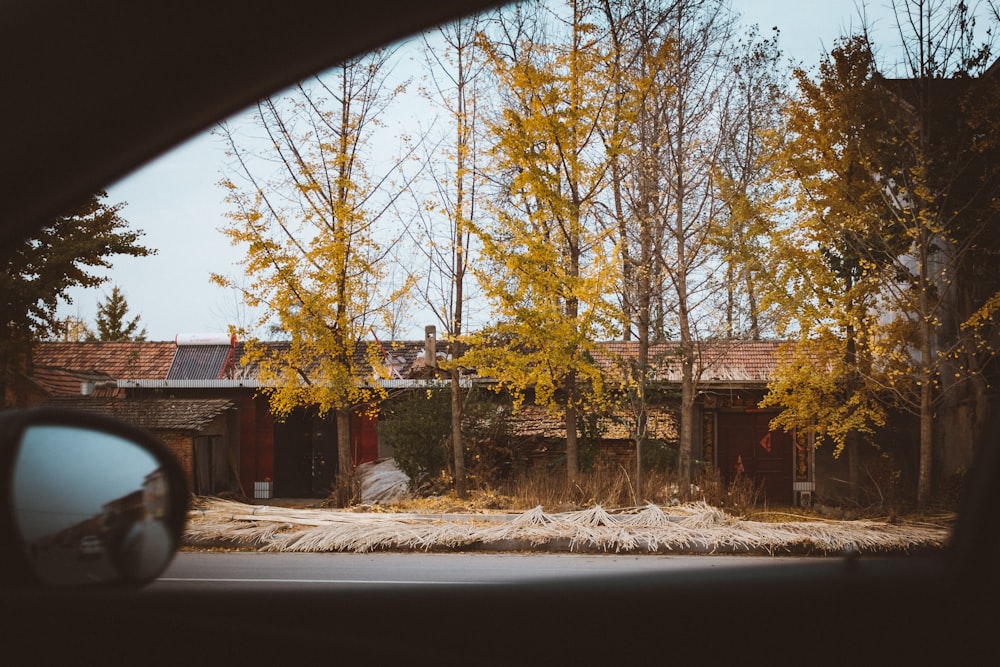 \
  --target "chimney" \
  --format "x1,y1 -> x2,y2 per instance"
425,325 -> 437,369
